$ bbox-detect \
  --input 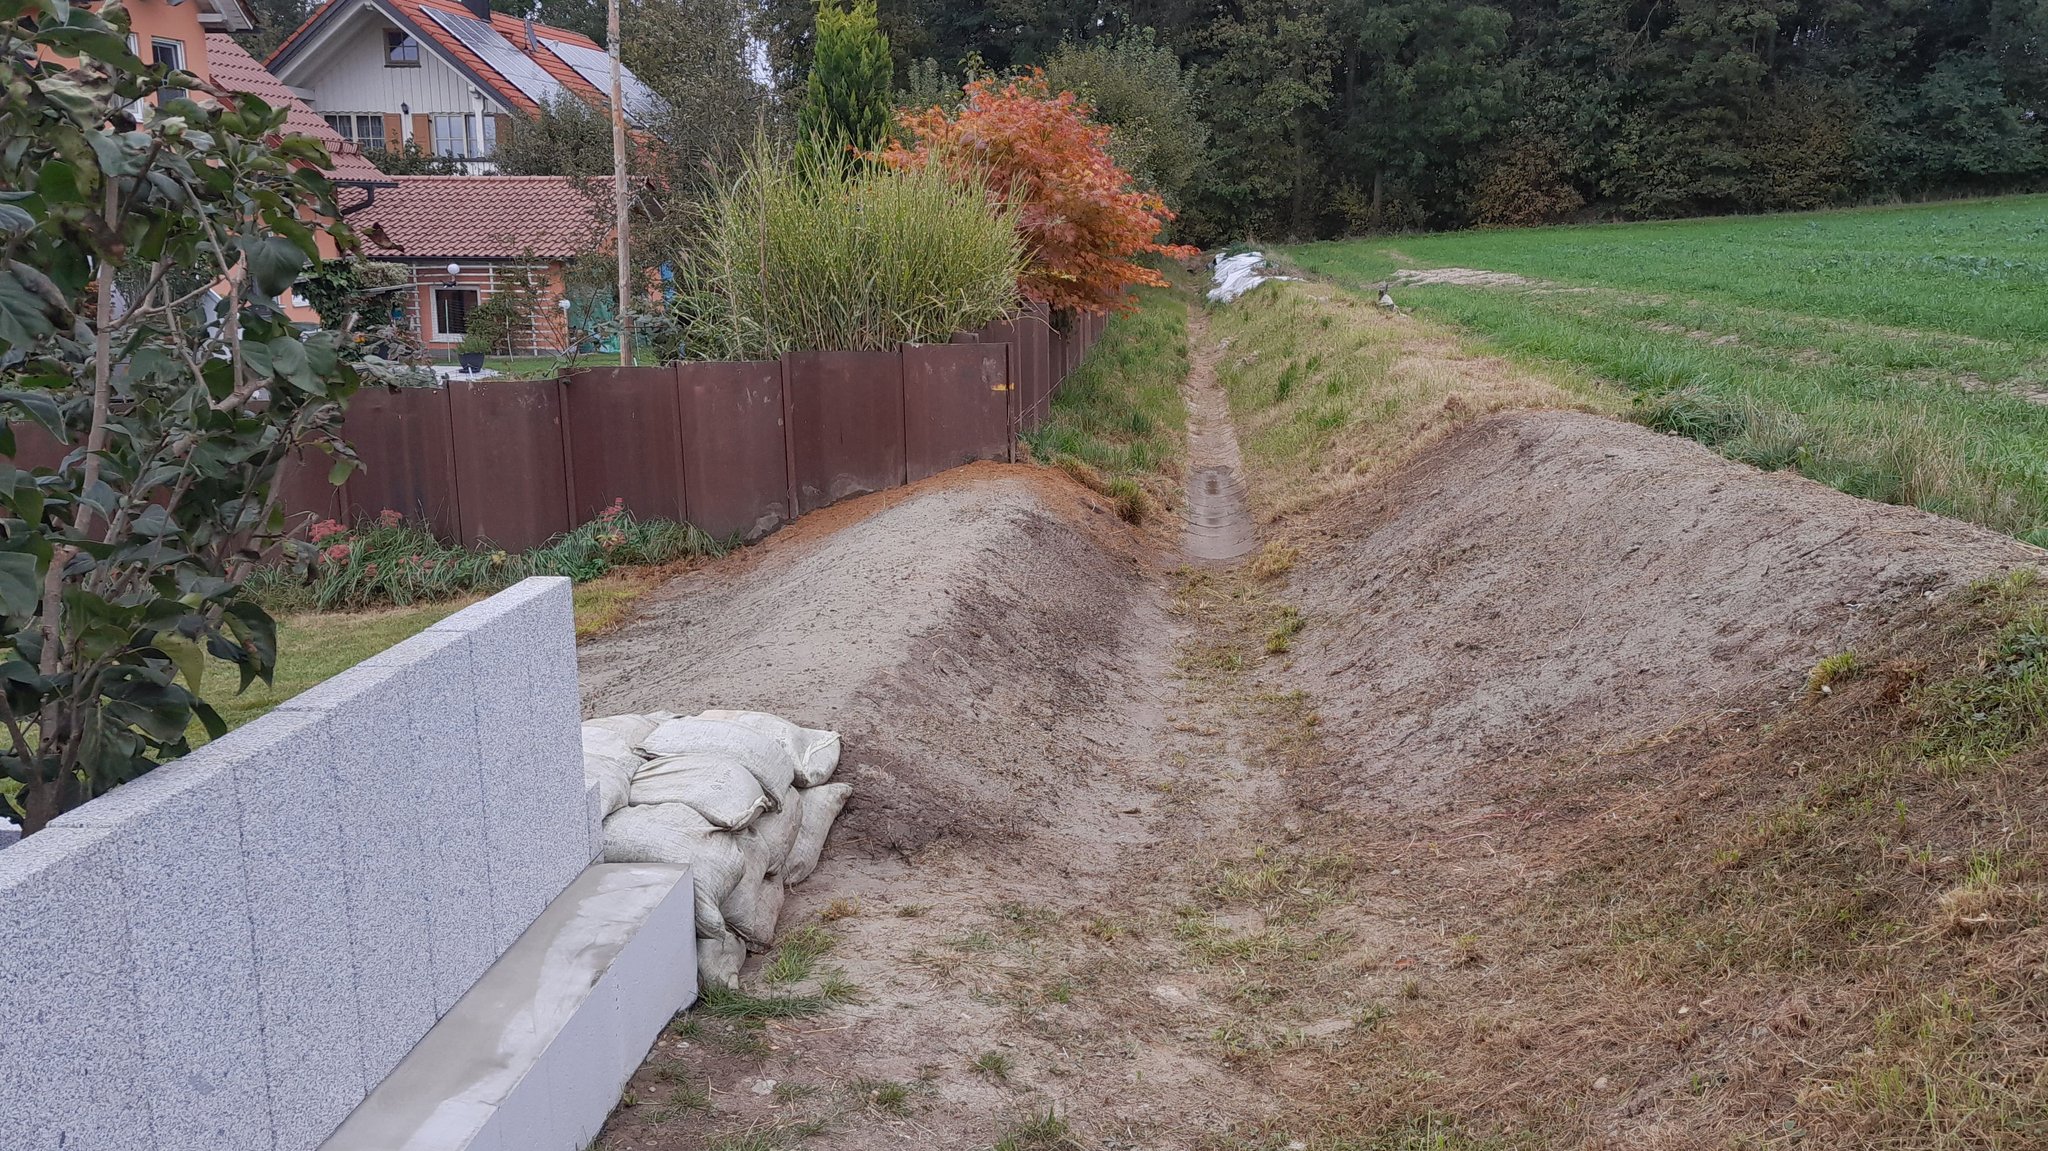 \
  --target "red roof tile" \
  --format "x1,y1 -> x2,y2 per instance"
351,176 -> 607,261
204,33 -> 390,183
